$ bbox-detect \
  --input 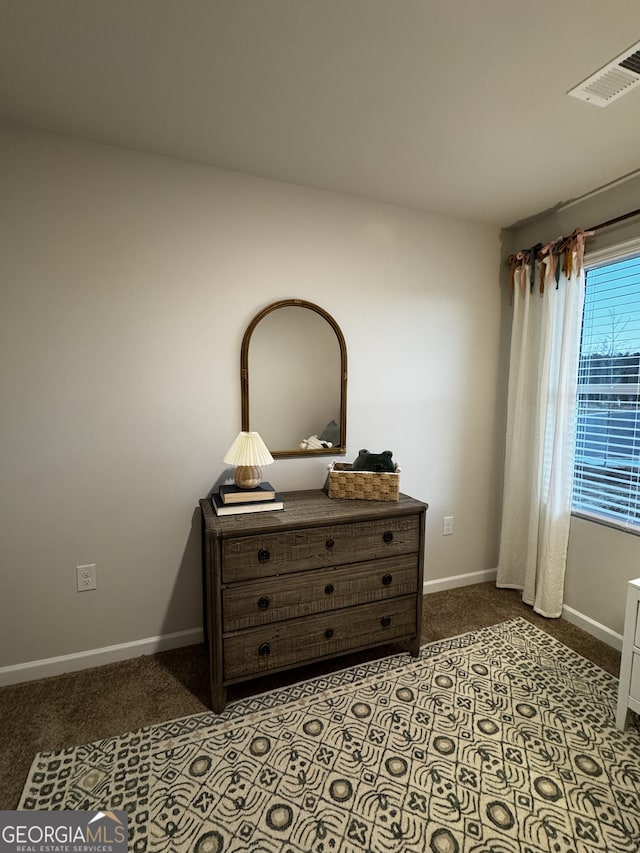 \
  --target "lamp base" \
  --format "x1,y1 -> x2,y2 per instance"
234,465 -> 262,489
